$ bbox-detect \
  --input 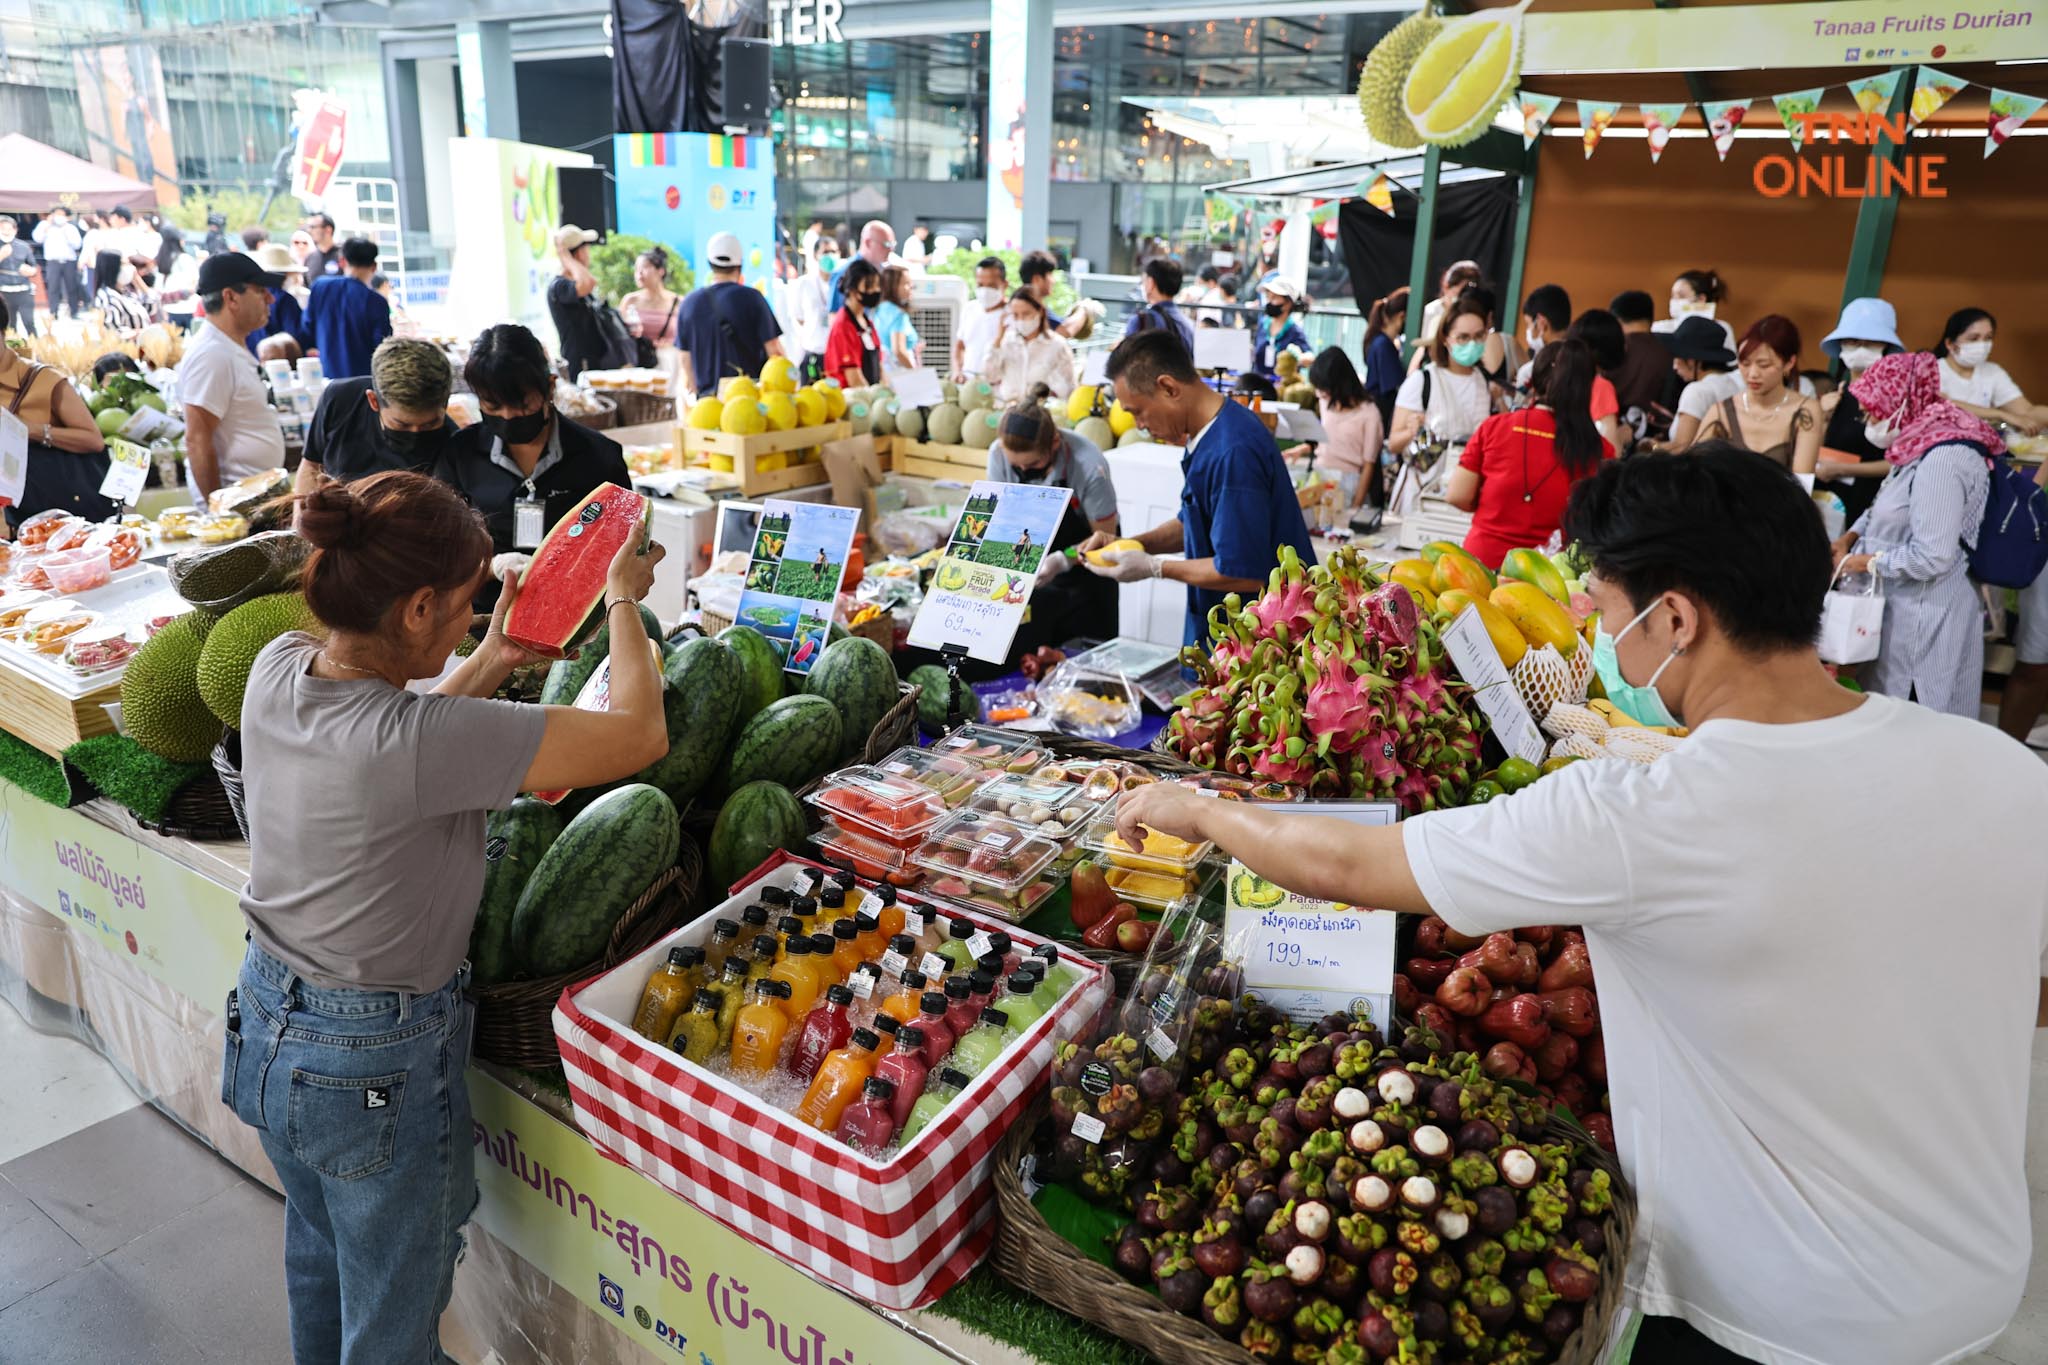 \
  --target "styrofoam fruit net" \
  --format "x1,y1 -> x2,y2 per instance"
1542,702 -> 1609,741
1512,642 -> 1593,722
1601,728 -> 1683,763
1551,733 -> 1610,763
